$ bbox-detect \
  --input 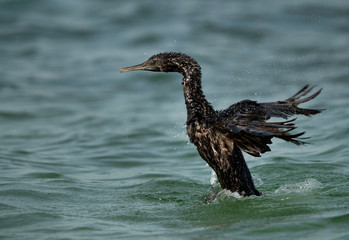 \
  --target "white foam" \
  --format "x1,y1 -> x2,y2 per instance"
209,169 -> 219,187
274,178 -> 323,195
217,189 -> 243,200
